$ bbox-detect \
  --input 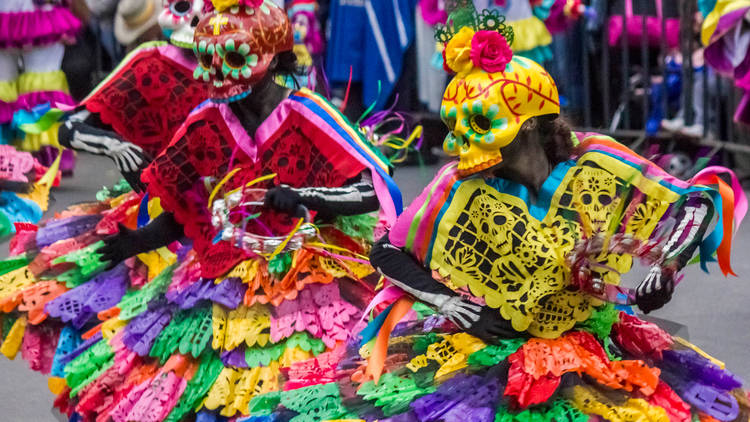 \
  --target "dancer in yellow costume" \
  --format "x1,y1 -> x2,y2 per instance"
236,2 -> 750,421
